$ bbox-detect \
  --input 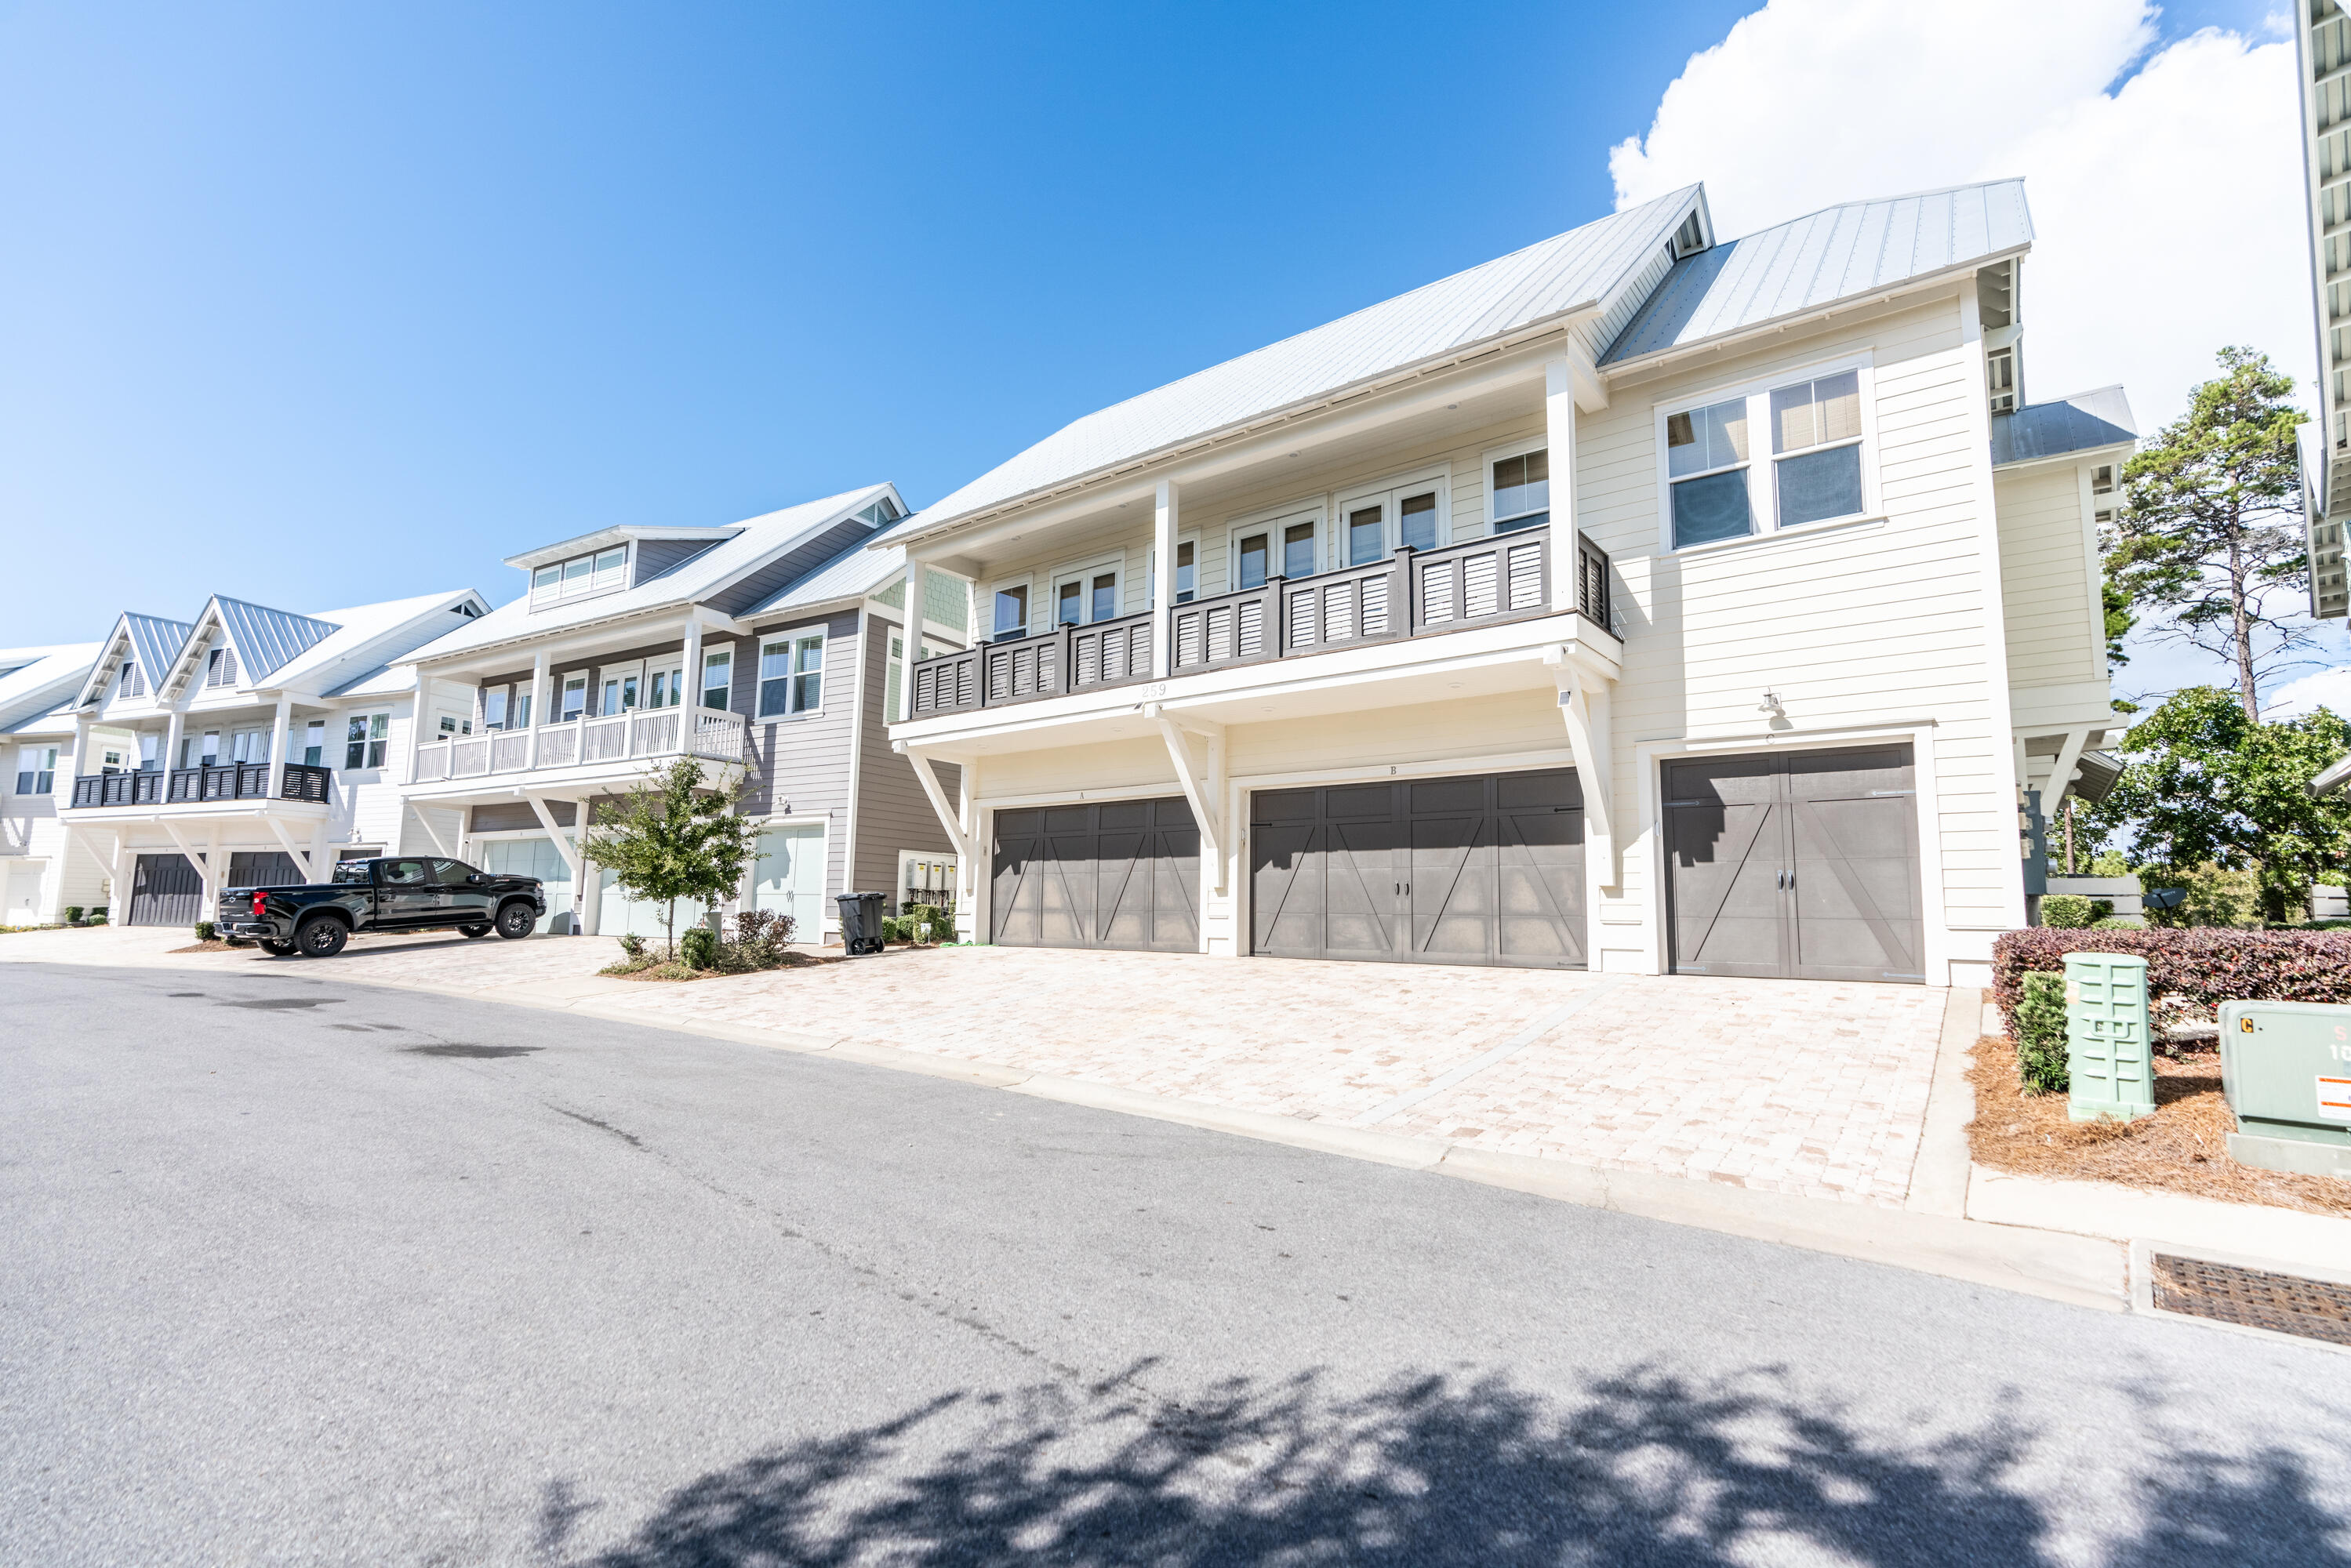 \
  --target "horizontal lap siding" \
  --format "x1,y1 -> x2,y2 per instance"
851,612 -> 961,900
736,609 -> 859,901
1585,295 -> 2015,941
1994,465 -> 2100,690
